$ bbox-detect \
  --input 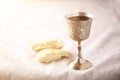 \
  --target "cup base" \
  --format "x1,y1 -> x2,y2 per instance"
68,58 -> 92,70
